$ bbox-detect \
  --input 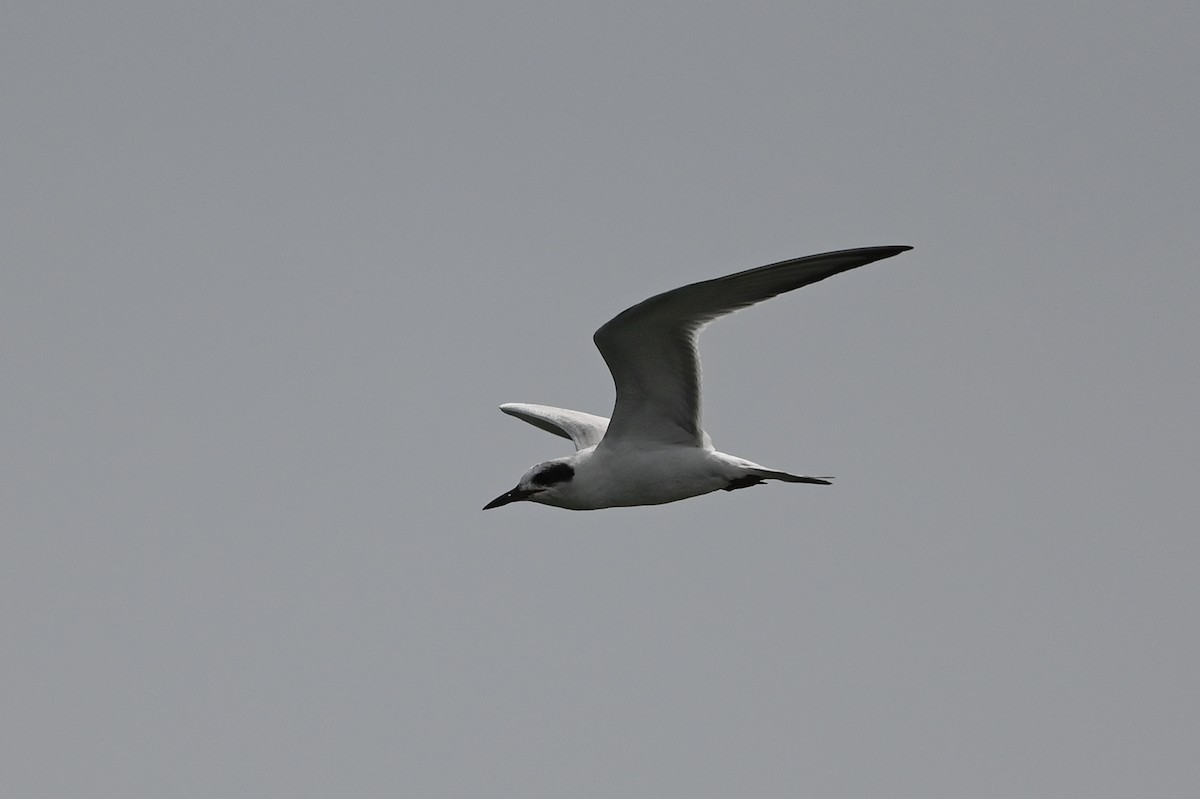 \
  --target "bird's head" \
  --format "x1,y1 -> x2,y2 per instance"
483,457 -> 577,510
